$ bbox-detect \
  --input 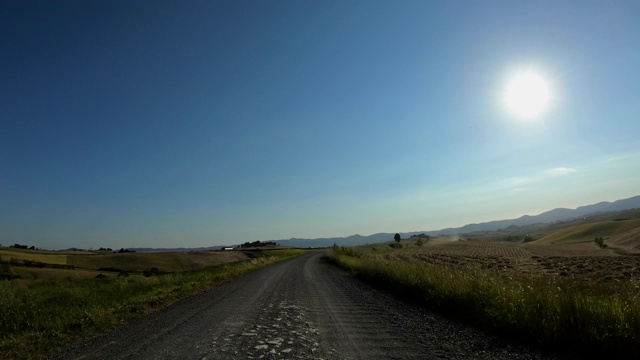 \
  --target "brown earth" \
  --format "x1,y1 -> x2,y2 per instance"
608,227 -> 640,253
383,241 -> 640,285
